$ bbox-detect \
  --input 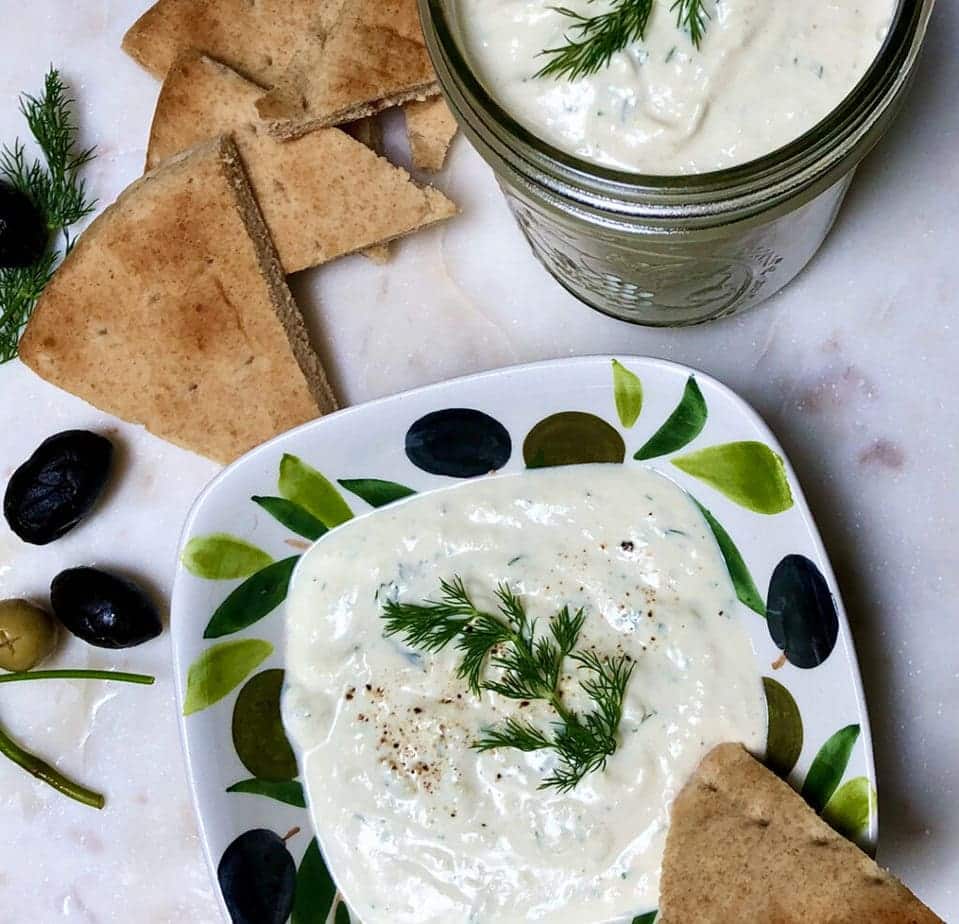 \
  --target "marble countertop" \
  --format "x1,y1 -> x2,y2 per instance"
1,2 -> 956,921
